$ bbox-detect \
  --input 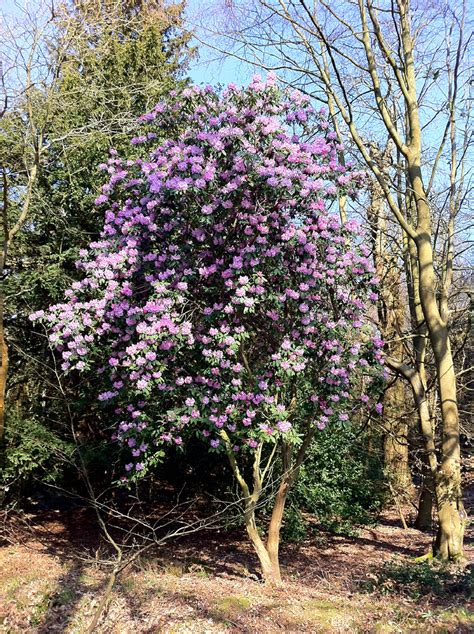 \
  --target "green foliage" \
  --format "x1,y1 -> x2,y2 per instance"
77,439 -> 121,483
1,411 -> 74,493
286,423 -> 385,537
281,504 -> 308,542
1,0 -> 195,497
362,559 -> 473,599
5,0 -> 196,320
164,423 -> 385,540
